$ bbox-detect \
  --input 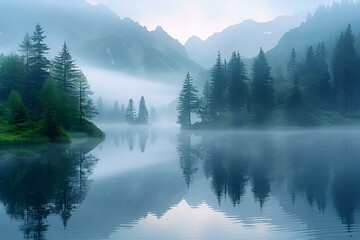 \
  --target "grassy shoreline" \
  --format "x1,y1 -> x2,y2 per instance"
0,120 -> 104,145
